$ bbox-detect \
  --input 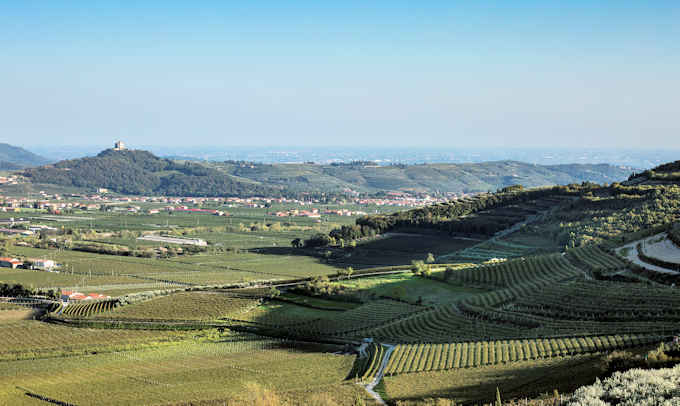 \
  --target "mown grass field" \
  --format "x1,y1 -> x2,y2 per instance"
331,272 -> 487,305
